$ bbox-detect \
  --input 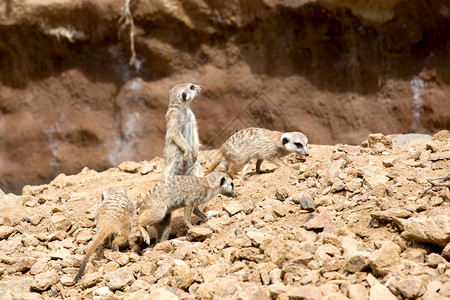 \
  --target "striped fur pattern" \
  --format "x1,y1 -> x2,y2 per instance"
74,187 -> 135,281
206,127 -> 309,177
137,172 -> 236,245
162,83 -> 202,178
